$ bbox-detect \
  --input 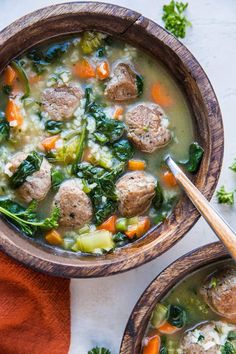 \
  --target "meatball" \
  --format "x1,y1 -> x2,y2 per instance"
125,104 -> 171,153
53,179 -> 93,228
42,84 -> 83,121
104,63 -> 138,101
9,152 -> 51,203
200,267 -> 236,322
116,171 -> 156,217
179,321 -> 236,354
